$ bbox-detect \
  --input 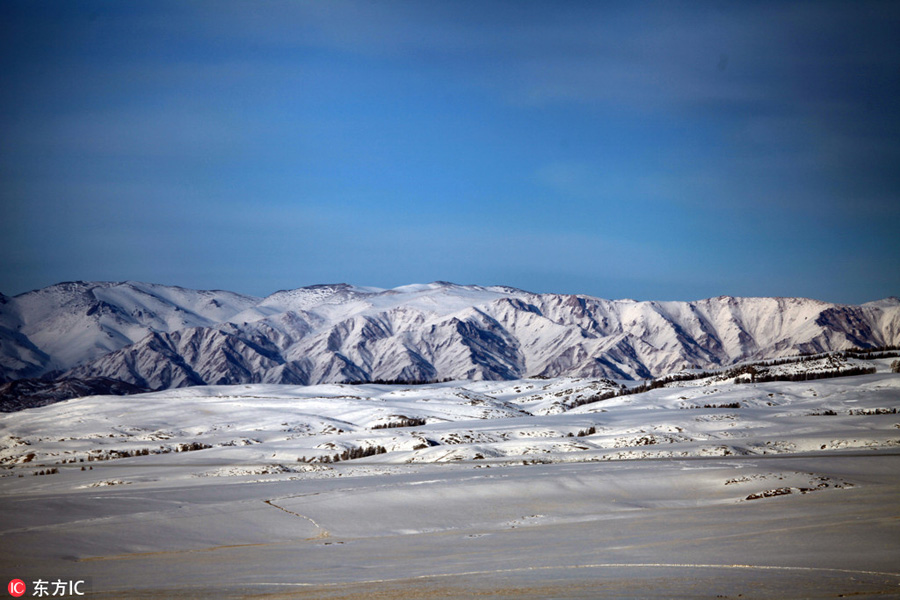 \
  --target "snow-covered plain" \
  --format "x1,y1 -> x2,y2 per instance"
1,366 -> 898,598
